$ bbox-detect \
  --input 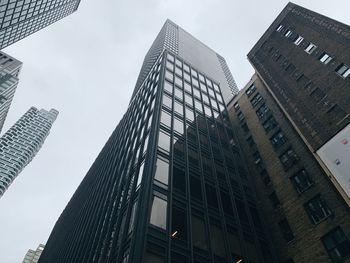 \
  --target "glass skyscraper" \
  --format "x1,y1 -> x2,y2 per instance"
39,20 -> 276,263
0,107 -> 58,197
0,0 -> 81,49
0,51 -> 22,133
